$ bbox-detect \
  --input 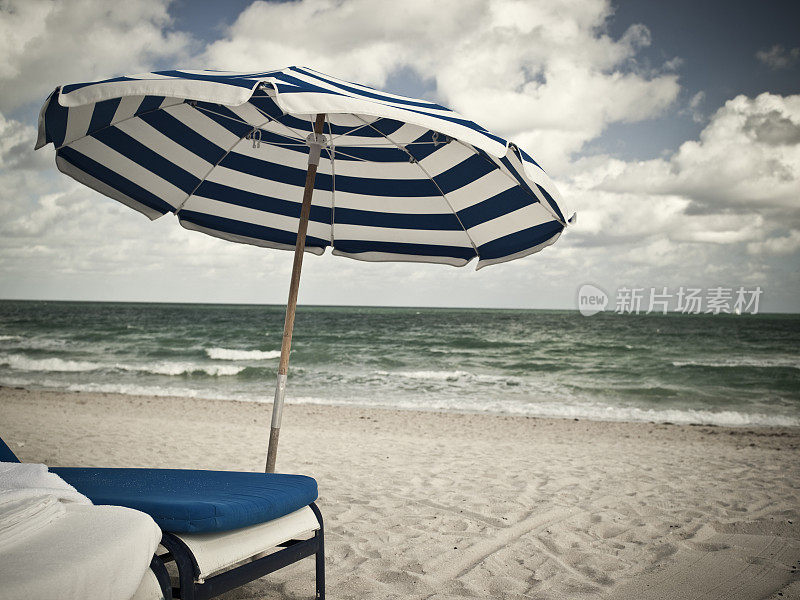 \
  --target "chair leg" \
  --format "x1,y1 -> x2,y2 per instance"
160,532 -> 200,600
310,503 -> 325,600
149,555 -> 172,600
